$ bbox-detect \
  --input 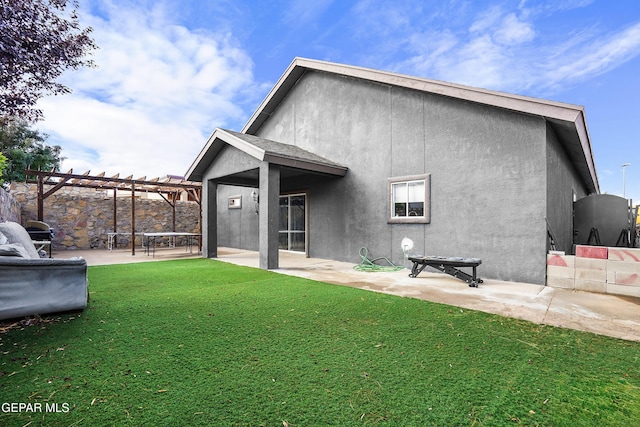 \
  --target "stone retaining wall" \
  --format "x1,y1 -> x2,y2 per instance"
0,186 -> 21,223
9,183 -> 200,251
